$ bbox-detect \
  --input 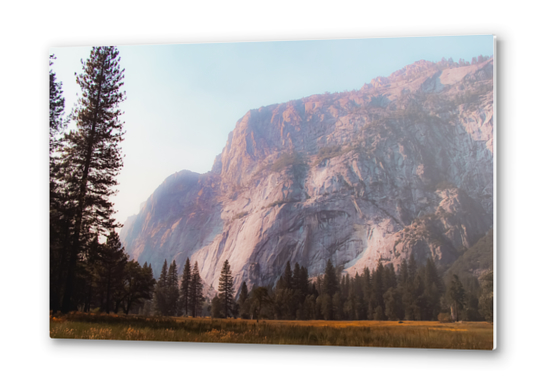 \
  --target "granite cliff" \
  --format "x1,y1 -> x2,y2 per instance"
120,58 -> 494,293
